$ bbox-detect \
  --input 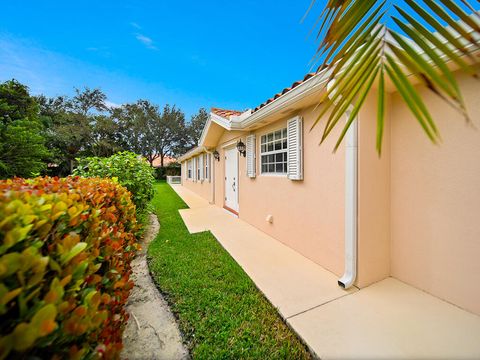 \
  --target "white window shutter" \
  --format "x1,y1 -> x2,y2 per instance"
199,154 -> 204,181
193,157 -> 197,182
246,134 -> 256,178
287,116 -> 303,180
207,154 -> 211,182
